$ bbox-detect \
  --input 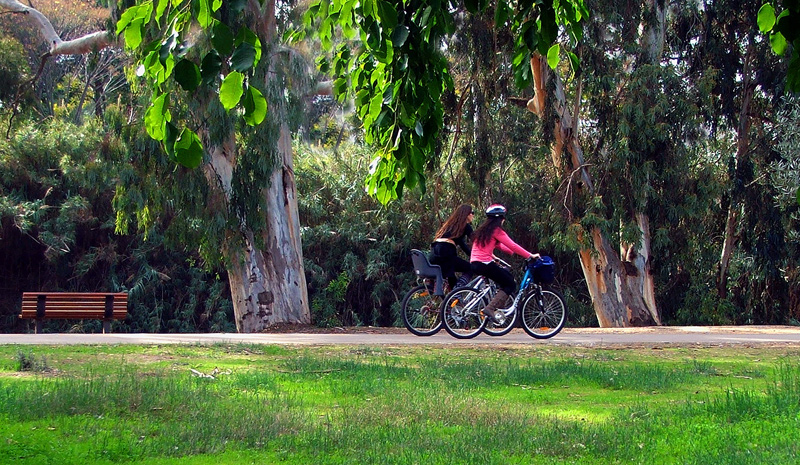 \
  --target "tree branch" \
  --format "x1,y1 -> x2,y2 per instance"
0,0 -> 115,55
